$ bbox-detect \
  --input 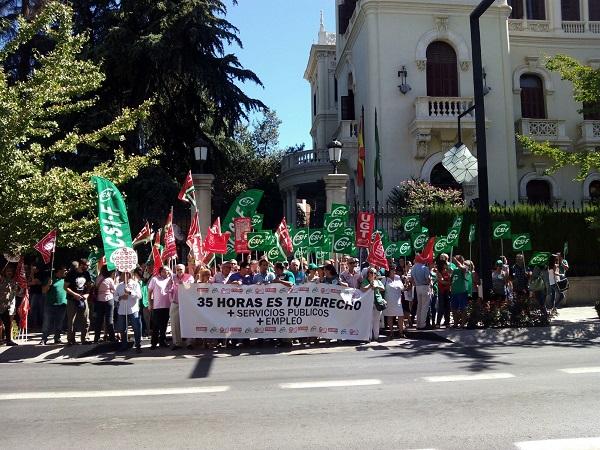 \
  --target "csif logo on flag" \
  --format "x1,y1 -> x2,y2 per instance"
452,216 -> 463,229
493,222 -> 511,239
330,204 -> 348,217
309,230 -> 322,246
399,241 -> 411,255
238,196 -> 256,208
404,217 -> 419,232
326,218 -> 344,234
385,243 -> 398,258
292,229 -> 307,247
512,234 -> 531,251
333,236 -> 352,253
267,247 -> 280,260
99,188 -> 115,202
434,237 -> 447,253
413,233 -> 427,250
447,228 -> 459,245
530,252 -> 550,266
248,234 -> 265,249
